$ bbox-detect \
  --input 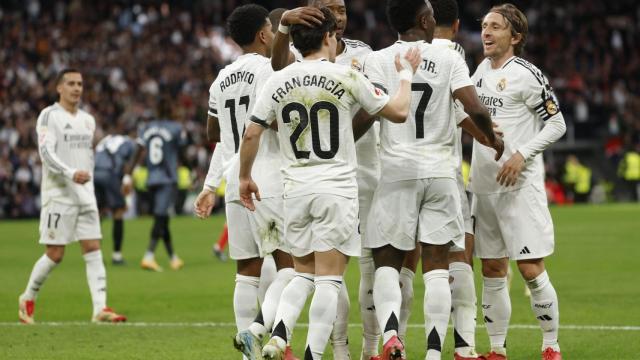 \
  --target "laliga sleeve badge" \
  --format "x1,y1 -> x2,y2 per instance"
496,78 -> 507,92
545,99 -> 558,116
